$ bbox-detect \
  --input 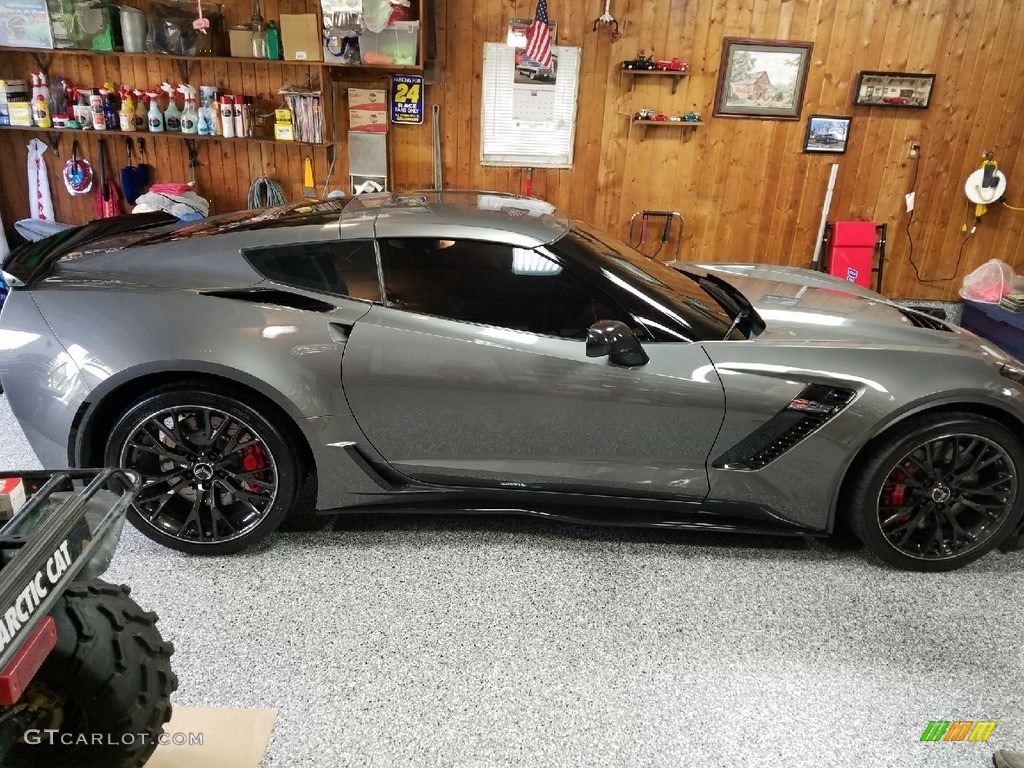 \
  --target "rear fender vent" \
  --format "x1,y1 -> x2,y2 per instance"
713,385 -> 856,470
202,288 -> 335,313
